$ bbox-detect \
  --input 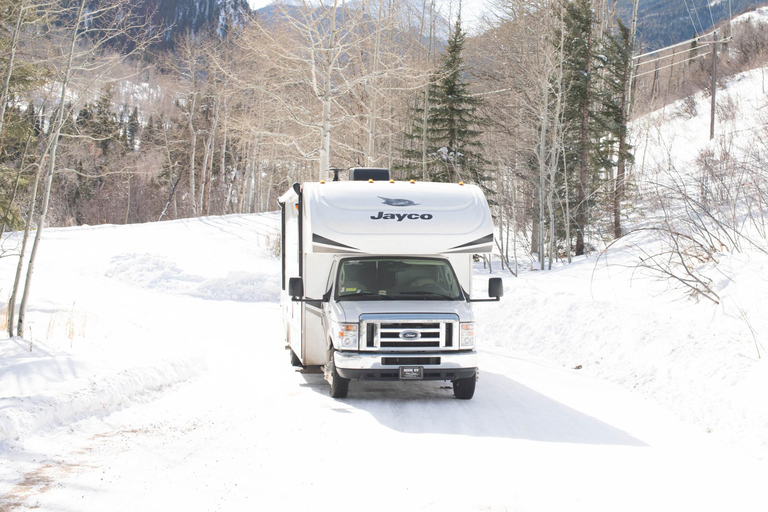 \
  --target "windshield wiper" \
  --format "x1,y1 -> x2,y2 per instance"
338,291 -> 393,300
400,291 -> 457,300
